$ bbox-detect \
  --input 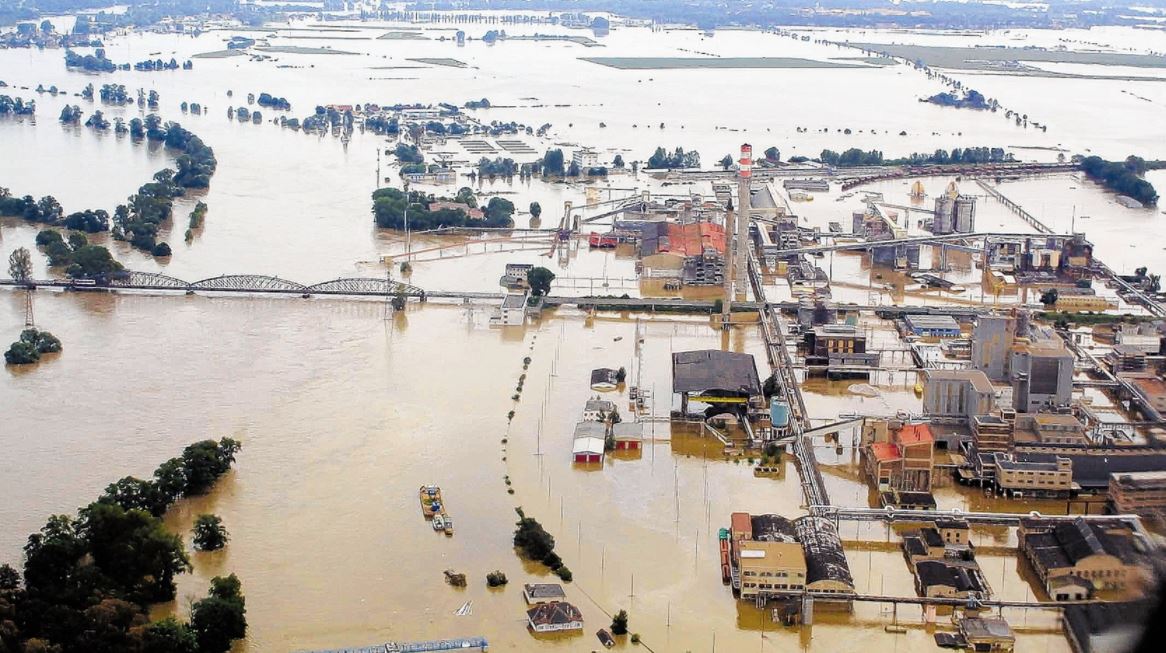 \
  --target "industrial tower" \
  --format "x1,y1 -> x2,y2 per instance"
721,143 -> 753,327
